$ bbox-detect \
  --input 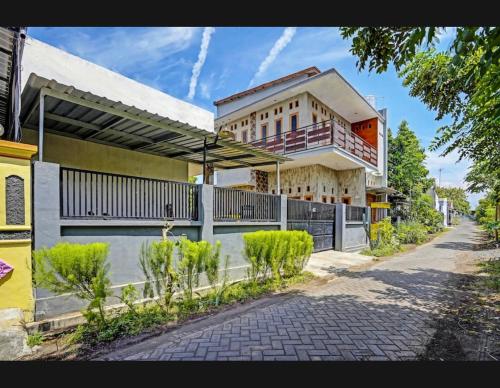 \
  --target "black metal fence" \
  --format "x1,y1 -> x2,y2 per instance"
287,199 -> 336,252
346,205 -> 366,222
213,187 -> 280,222
60,167 -> 199,220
